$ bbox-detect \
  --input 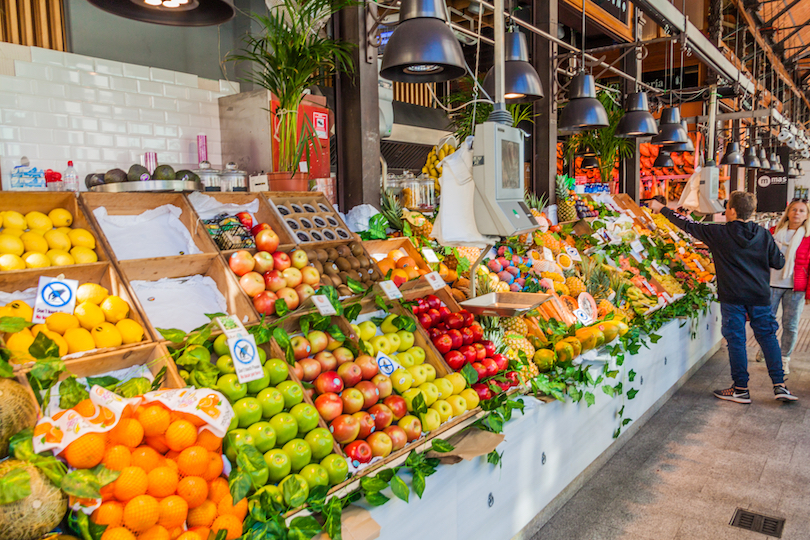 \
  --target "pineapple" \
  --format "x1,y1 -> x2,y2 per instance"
565,275 -> 586,297
525,190 -> 548,218
502,316 -> 528,336
581,257 -> 611,301
540,271 -> 564,283
403,210 -> 433,238
534,232 -> 561,255
554,282 -> 570,296
597,299 -> 615,318
505,334 -> 535,360
556,175 -> 576,222
381,191 -> 404,232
